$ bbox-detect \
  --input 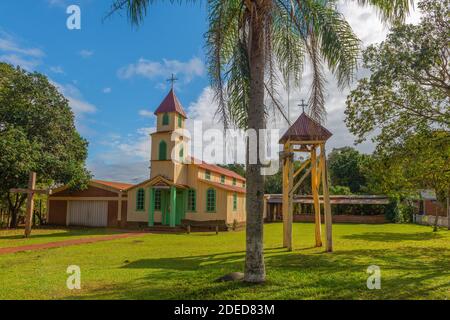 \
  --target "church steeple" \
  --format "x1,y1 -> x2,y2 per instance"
154,88 -> 187,119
